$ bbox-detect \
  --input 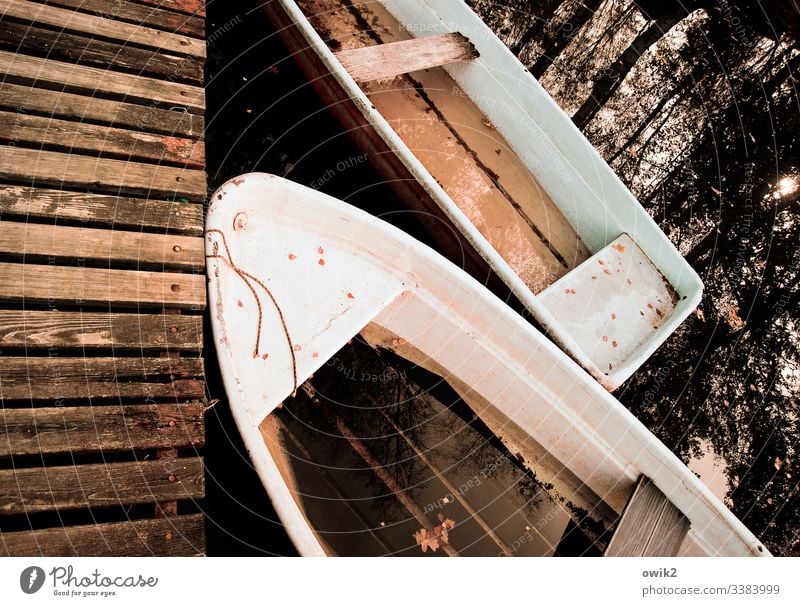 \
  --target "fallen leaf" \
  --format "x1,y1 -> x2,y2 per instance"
413,528 -> 440,553
695,308 -> 705,321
